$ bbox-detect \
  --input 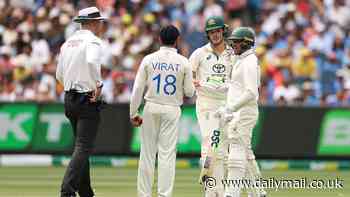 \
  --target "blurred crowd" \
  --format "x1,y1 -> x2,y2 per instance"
0,0 -> 349,107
